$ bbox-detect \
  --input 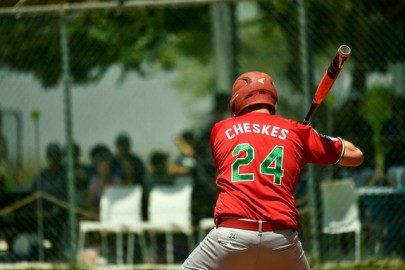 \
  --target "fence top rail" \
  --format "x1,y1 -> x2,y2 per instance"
0,0 -> 238,15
